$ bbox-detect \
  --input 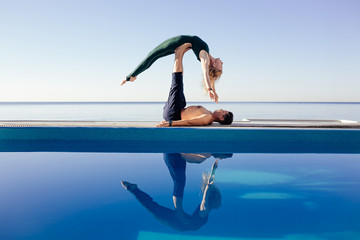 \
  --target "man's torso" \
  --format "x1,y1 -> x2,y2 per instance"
181,106 -> 213,124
